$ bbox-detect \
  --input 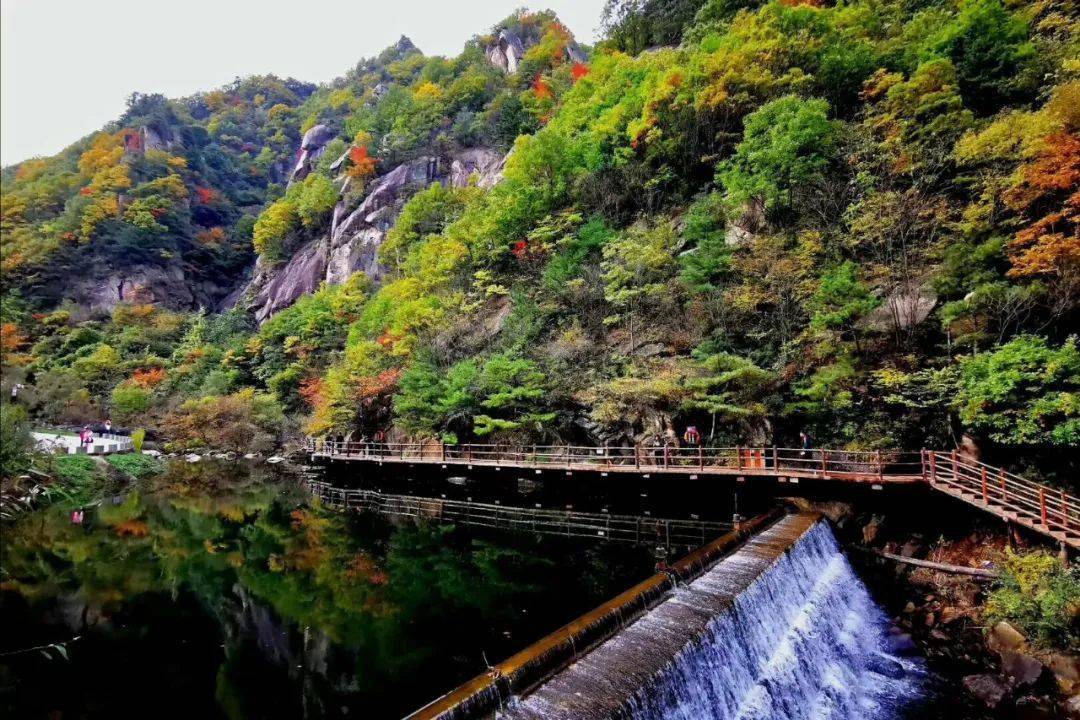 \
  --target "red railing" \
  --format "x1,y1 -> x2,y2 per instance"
925,450 -> 1078,543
